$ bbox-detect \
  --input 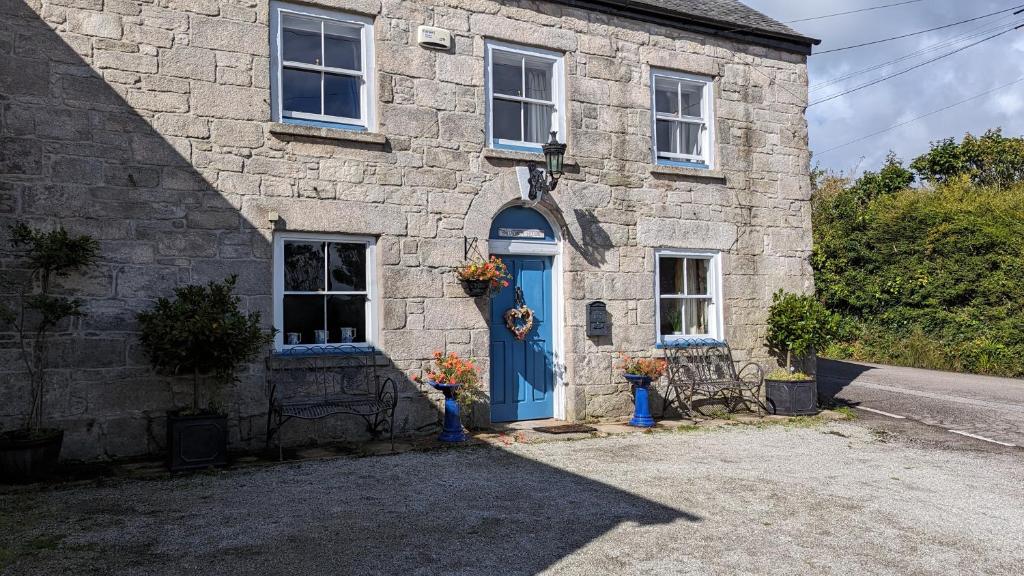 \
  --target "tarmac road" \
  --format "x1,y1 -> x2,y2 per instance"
819,358 -> 1024,449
